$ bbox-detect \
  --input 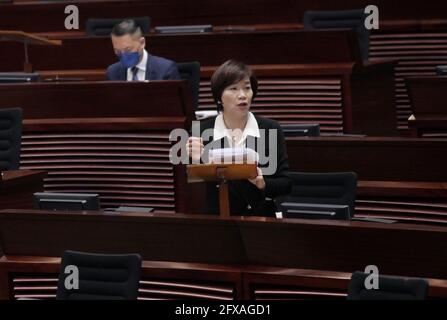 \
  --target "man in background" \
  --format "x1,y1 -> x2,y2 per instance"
106,19 -> 180,81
